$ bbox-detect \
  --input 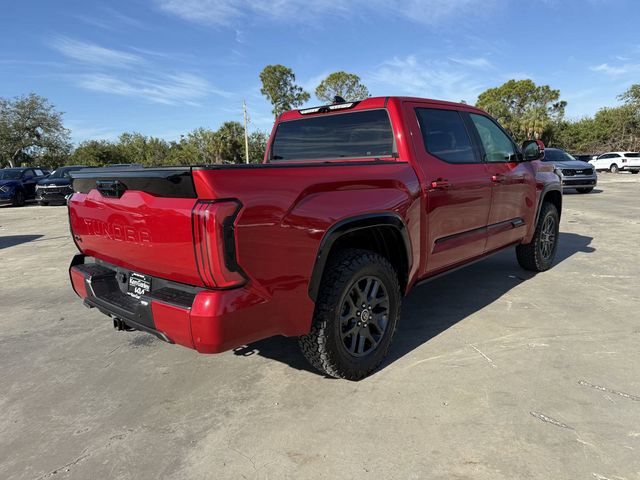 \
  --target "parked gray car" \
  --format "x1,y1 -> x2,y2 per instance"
544,148 -> 598,193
